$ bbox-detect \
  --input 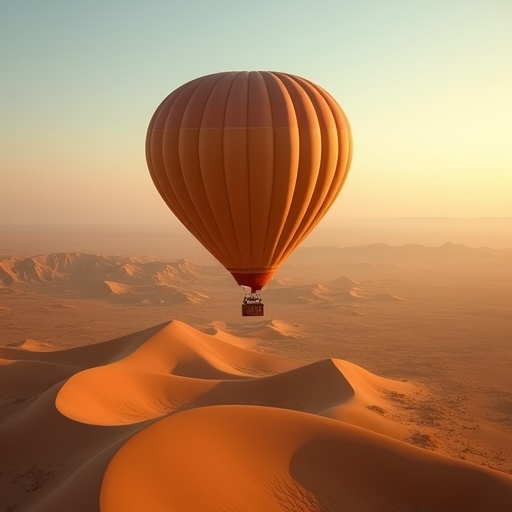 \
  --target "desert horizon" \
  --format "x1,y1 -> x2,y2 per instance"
1,217 -> 511,260
1,223 -> 511,511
